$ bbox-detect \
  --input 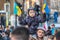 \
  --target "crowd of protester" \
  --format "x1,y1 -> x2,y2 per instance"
0,7 -> 60,40
0,25 -> 60,40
